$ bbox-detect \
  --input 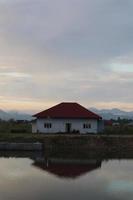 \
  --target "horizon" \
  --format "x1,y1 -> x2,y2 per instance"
0,0 -> 132,112
1,104 -> 133,115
